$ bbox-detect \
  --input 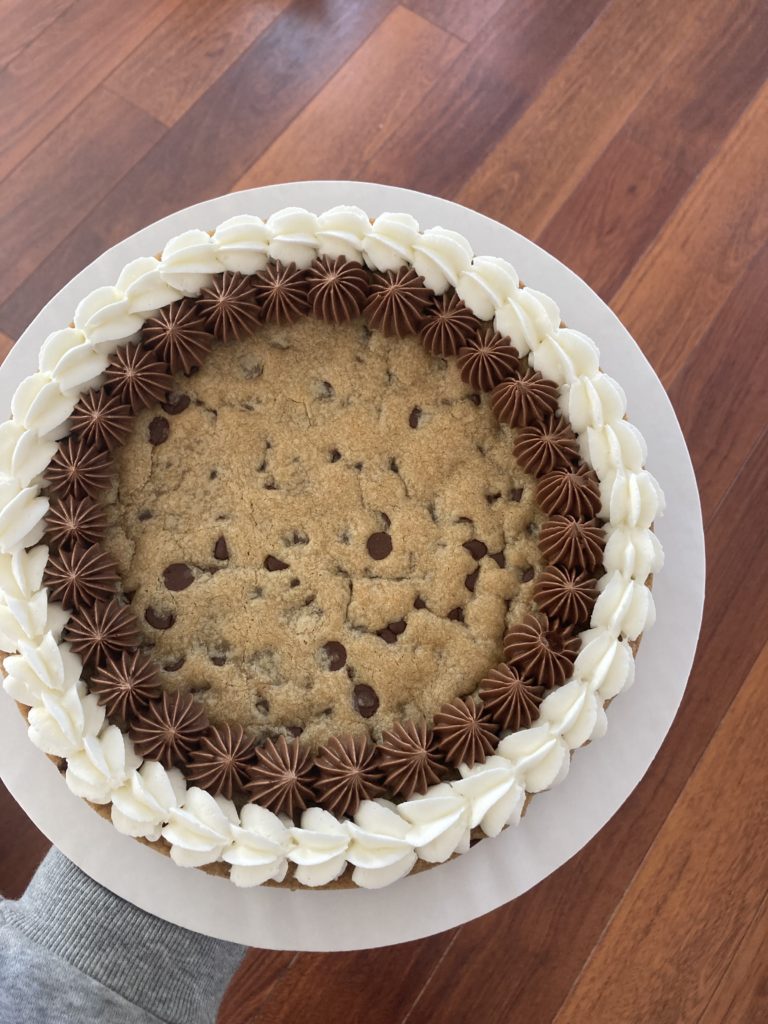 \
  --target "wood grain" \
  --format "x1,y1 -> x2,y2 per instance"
234,7 -> 465,189
0,3 -> 765,1022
